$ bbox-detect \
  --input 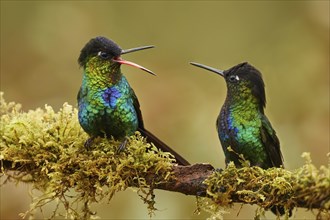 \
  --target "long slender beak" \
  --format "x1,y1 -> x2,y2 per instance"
113,57 -> 156,76
121,45 -> 154,54
190,62 -> 224,77
113,45 -> 156,76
